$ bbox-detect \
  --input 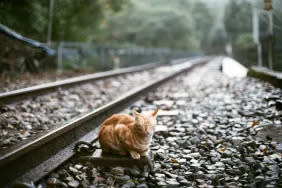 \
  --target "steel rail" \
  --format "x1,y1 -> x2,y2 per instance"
0,57 -> 211,187
0,62 -> 163,105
